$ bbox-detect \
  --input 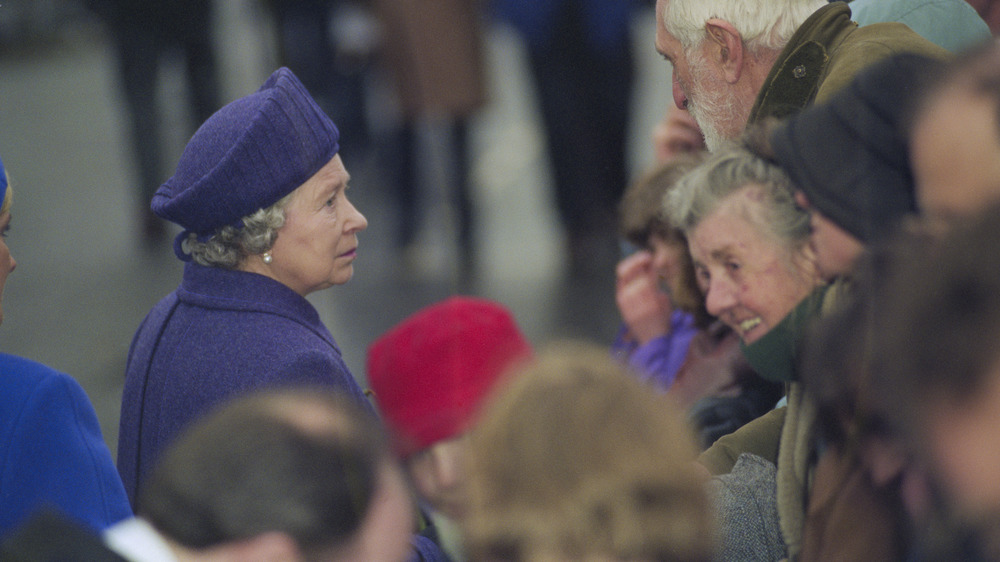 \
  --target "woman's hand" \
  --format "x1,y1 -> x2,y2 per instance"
616,250 -> 673,344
